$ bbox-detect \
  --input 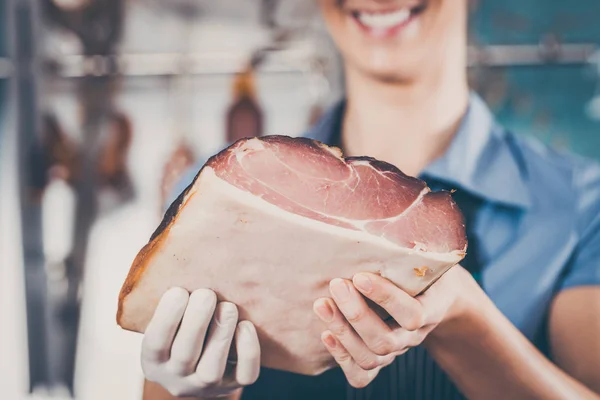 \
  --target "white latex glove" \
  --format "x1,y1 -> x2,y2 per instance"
141,287 -> 261,398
